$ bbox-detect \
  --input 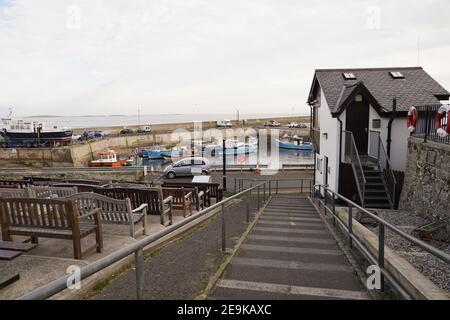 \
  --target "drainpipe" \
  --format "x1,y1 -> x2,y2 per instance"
387,98 -> 397,158
337,116 -> 343,194
309,103 -> 316,187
